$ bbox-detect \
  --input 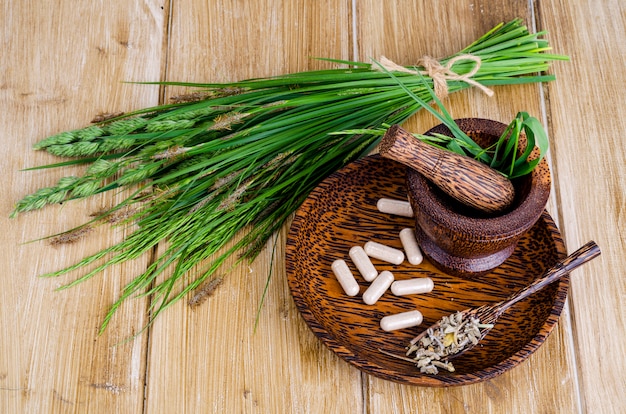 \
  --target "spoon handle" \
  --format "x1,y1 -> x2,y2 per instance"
500,241 -> 601,311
